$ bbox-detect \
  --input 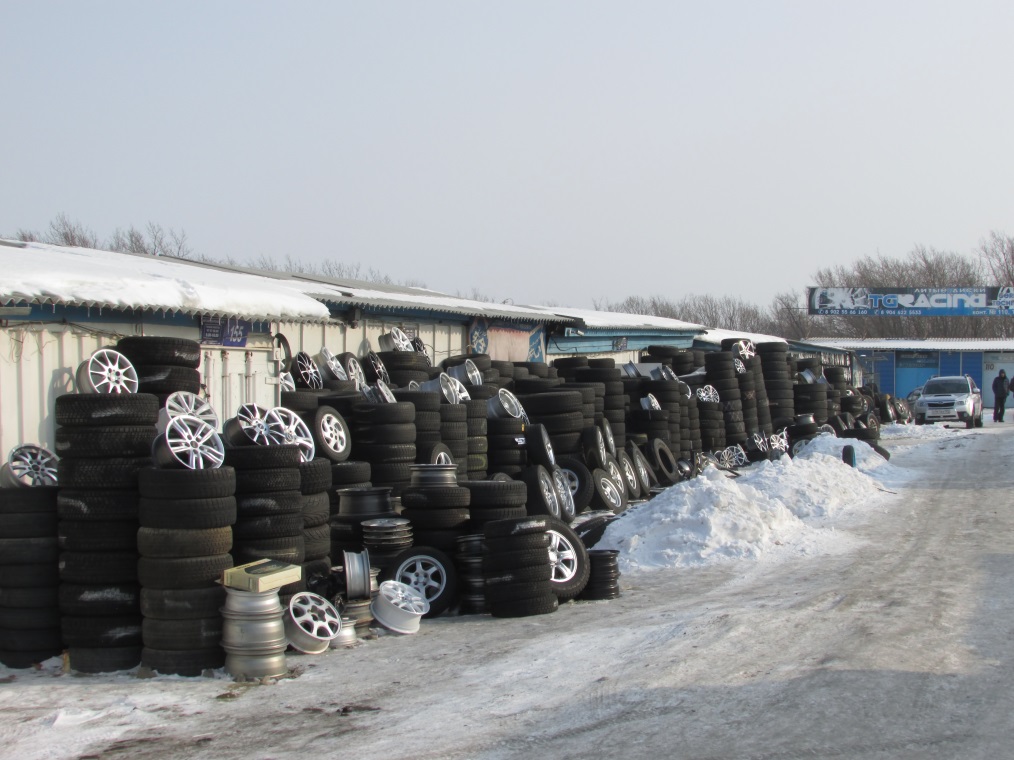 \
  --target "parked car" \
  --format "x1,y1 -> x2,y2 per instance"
912,375 -> 983,428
